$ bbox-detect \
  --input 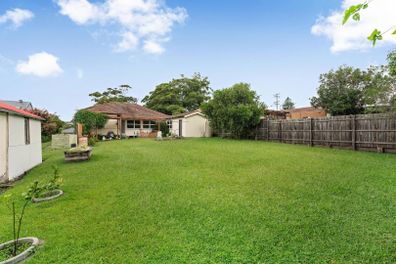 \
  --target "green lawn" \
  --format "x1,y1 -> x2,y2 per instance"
1,139 -> 396,263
